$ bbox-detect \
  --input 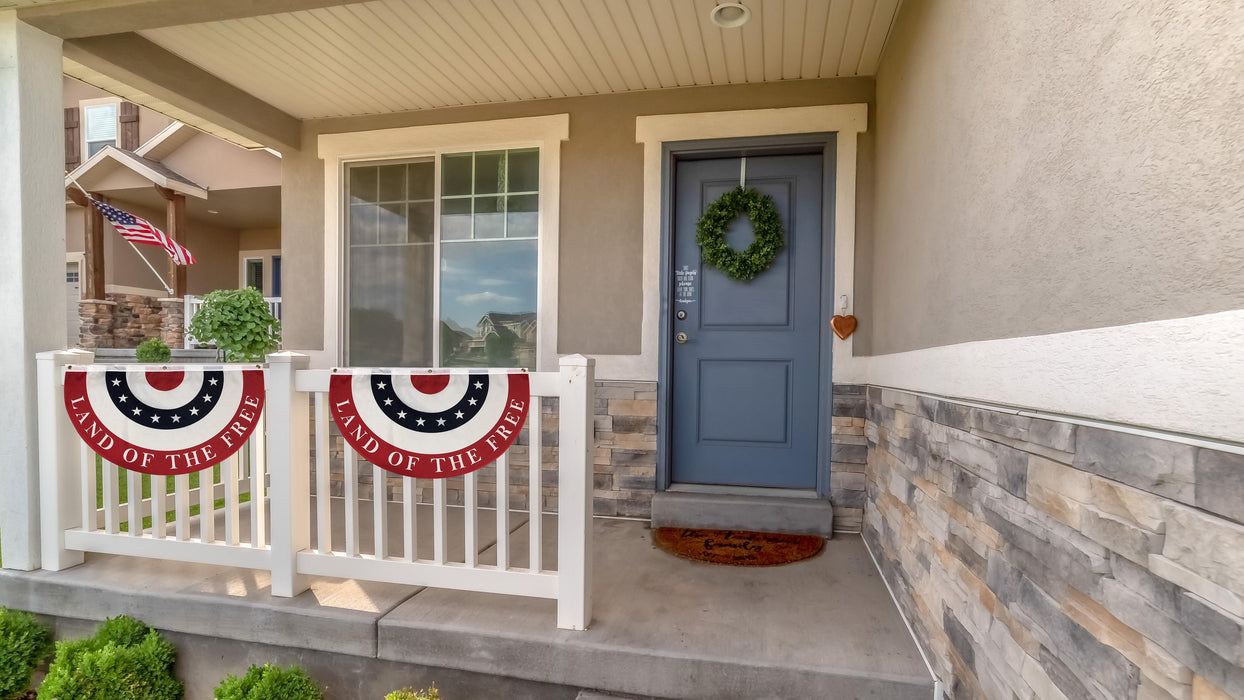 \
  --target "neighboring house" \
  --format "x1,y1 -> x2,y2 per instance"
1,2 -> 1243,700
62,76 -> 282,348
